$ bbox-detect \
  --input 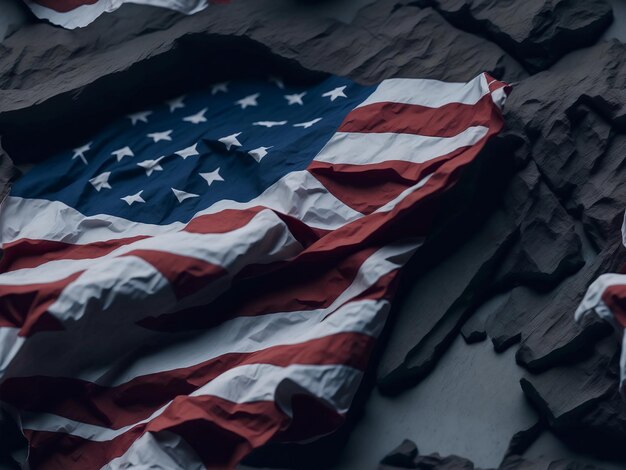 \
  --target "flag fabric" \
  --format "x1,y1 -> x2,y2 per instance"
22,0 -> 228,29
576,216 -> 626,396
0,72 -> 509,469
